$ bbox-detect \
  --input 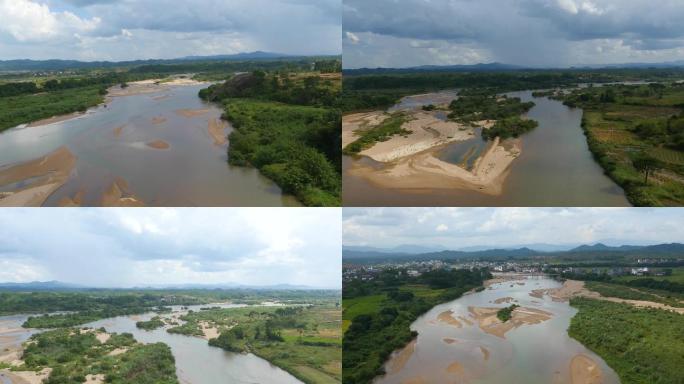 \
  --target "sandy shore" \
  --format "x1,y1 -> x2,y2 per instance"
348,136 -> 520,195
0,369 -> 51,384
198,321 -> 220,340
100,177 -> 144,207
538,280 -> 684,314
208,118 -> 228,146
570,354 -> 603,384
359,112 -> 472,162
386,339 -> 416,374
107,78 -> 207,98
26,112 -> 85,128
0,146 -> 76,207
146,140 -> 170,150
